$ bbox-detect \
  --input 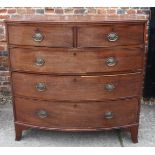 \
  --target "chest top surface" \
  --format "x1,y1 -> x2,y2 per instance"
5,15 -> 147,24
